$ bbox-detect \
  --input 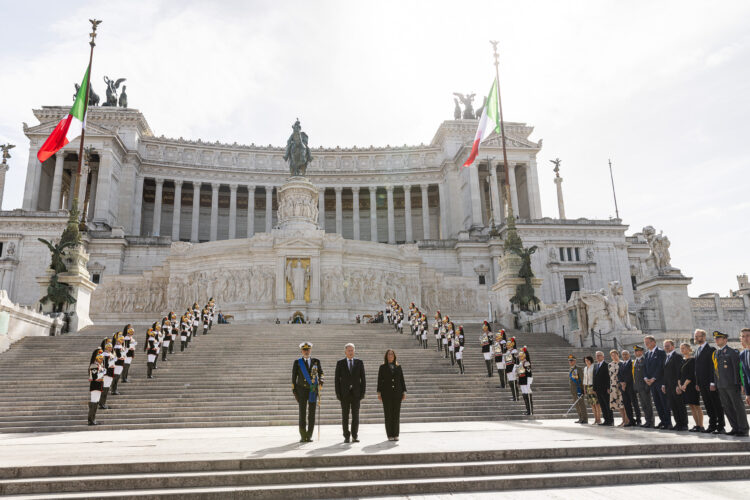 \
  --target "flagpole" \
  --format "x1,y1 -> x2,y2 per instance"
72,19 -> 101,224
608,158 -> 620,220
490,40 -> 522,251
